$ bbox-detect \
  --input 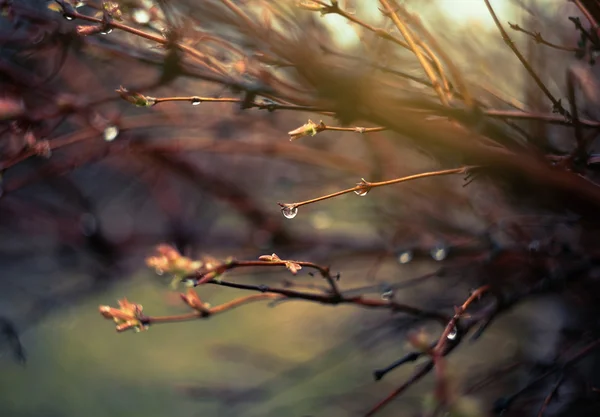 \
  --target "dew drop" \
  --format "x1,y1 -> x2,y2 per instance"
183,279 -> 196,287
63,14 -> 74,21
132,8 -> 151,24
191,97 -> 201,106
430,244 -> 448,261
381,287 -> 394,301
354,178 -> 370,196
281,205 -> 298,219
398,250 -> 413,264
103,125 -> 119,141
100,28 -> 113,35
447,326 -> 458,340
